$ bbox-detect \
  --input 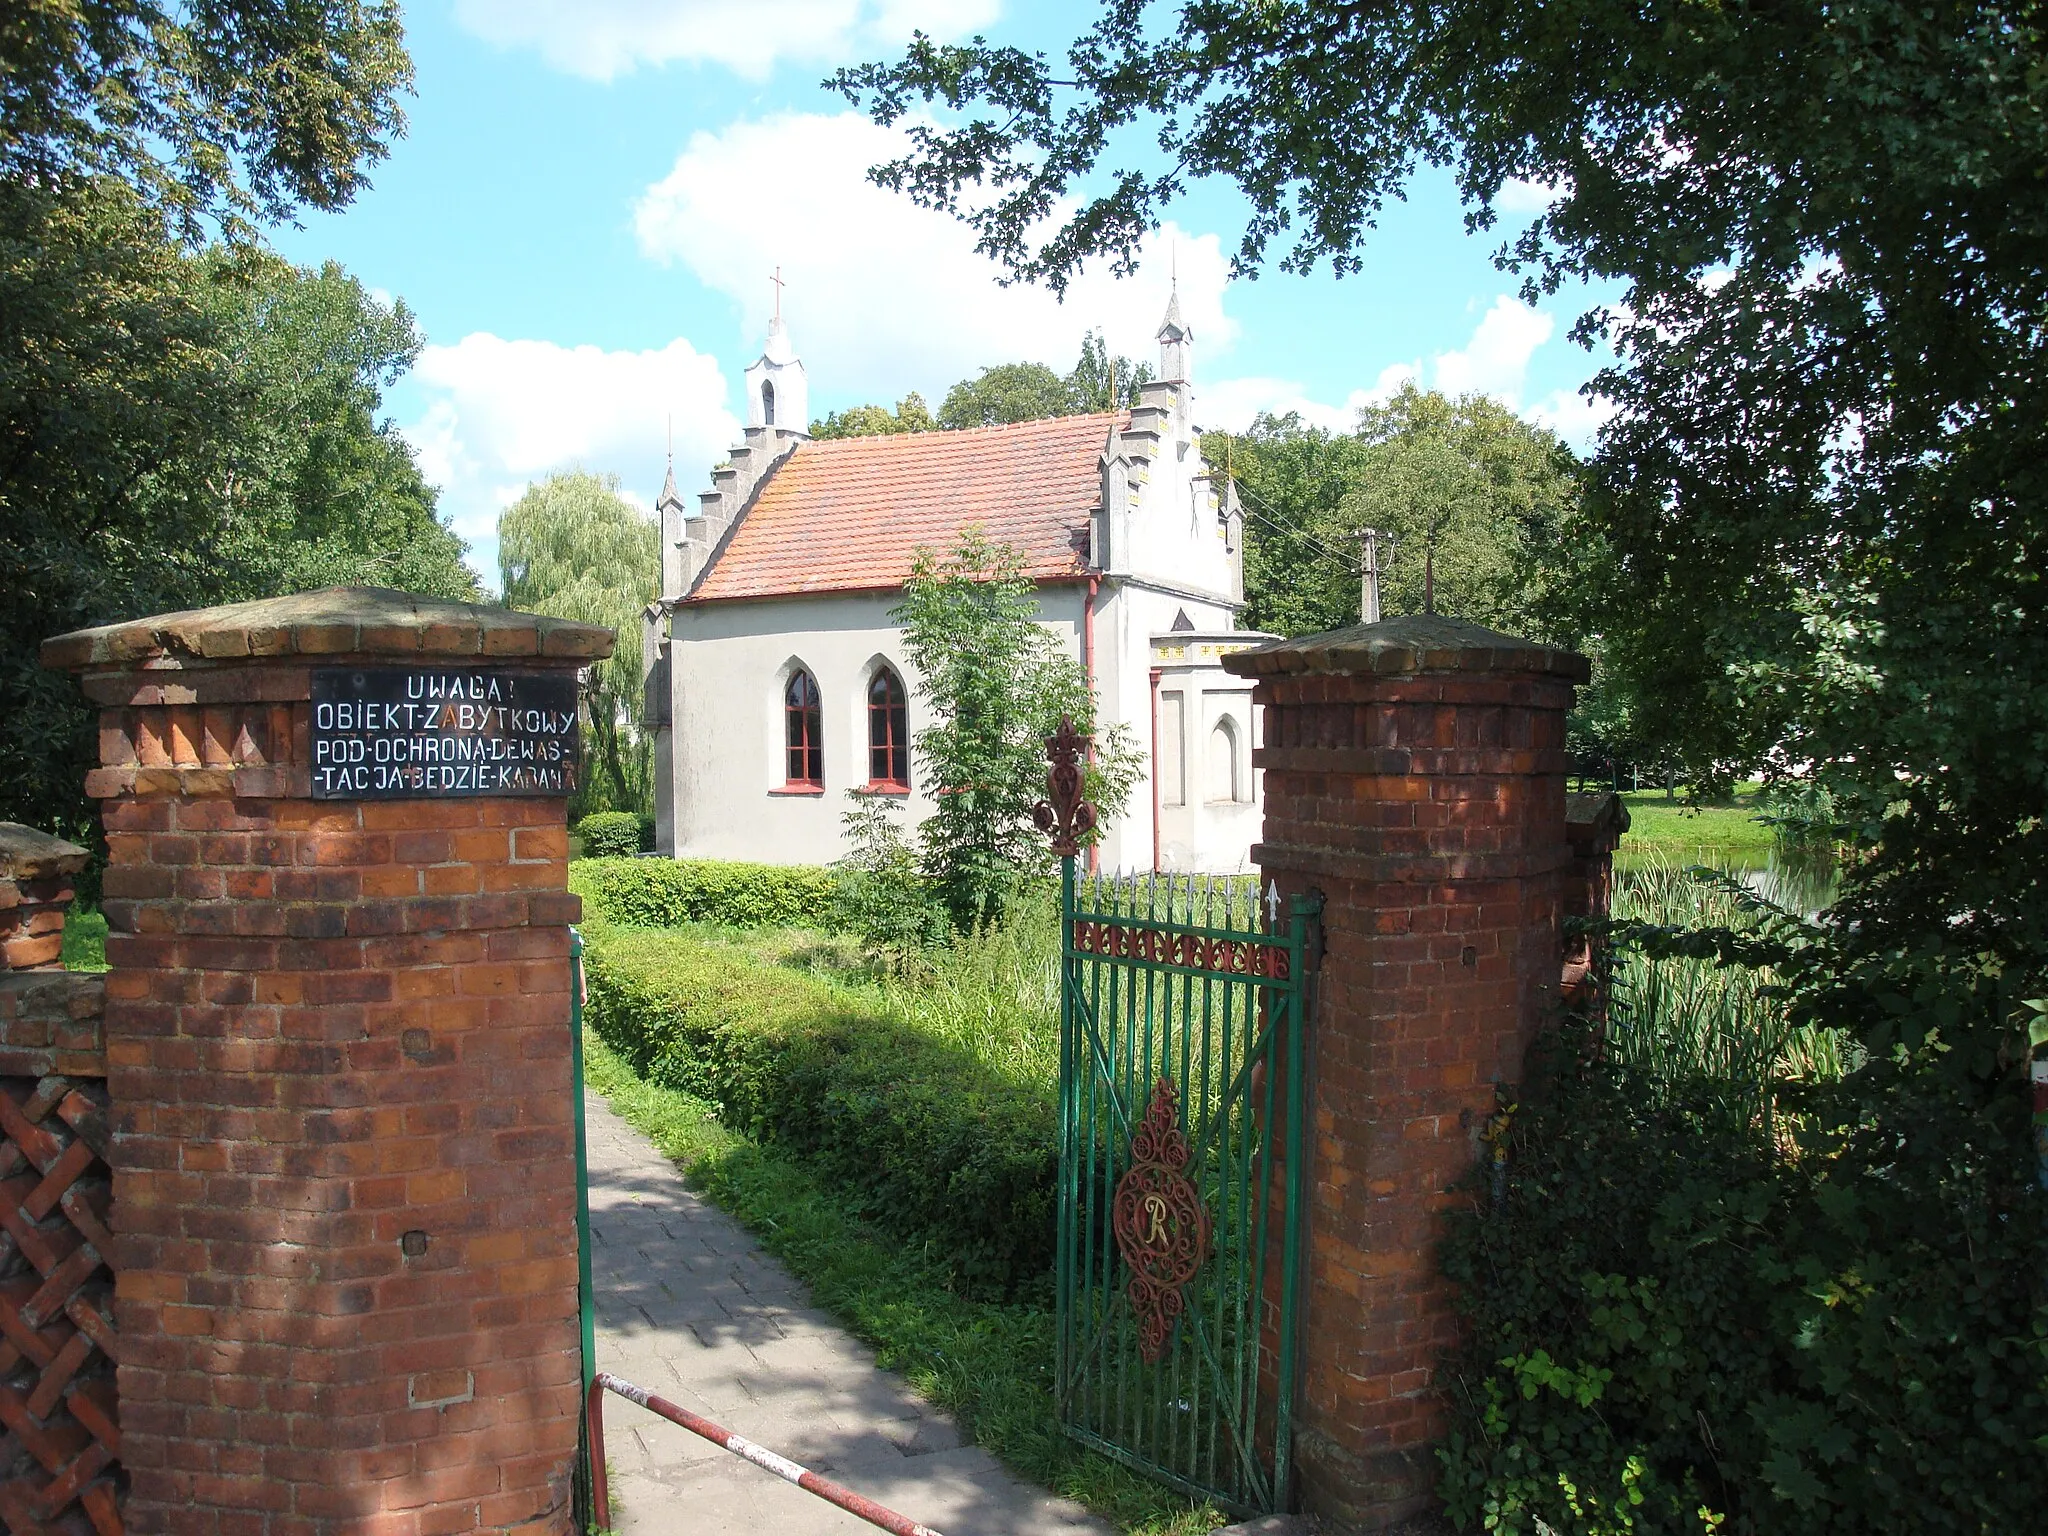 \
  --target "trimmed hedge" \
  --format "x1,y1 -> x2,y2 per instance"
576,812 -> 642,858
572,856 -> 837,929
579,923 -> 1056,1295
